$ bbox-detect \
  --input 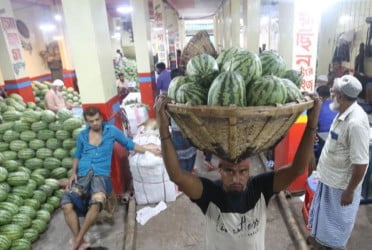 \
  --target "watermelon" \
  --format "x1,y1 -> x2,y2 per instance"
2,110 -> 22,122
62,138 -> 76,150
43,157 -> 61,170
36,209 -> 51,222
0,224 -> 23,241
22,110 -> 41,123
167,76 -> 189,99
207,71 -> 246,106
18,205 -> 37,219
11,238 -> 31,250
48,121 -> 64,131
40,109 -> 56,123
0,166 -> 8,182
3,159 -> 20,172
47,196 -> 61,209
281,78 -> 303,102
0,202 -> 19,215
7,171 -> 30,186
50,167 -> 67,179
55,130 -> 71,140
2,130 -> 20,142
53,148 -> 68,160
0,142 -> 9,152
216,47 -> 241,69
0,183 -> 10,193
31,219 -> 47,234
56,108 -> 73,122
283,69 -> 303,89
40,203 -> 55,213
36,148 -> 53,159
63,117 -> 83,131
19,131 -> 37,142
37,129 -> 55,140
25,158 -> 43,171
31,121 -> 48,131
0,209 -> 12,225
260,50 -> 286,77
0,235 -> 11,250
175,83 -> 208,105
222,50 -> 262,84
61,157 -> 73,169
33,190 -> 47,203
0,189 -> 7,202
17,148 -> 35,160
12,185 -> 34,199
6,193 -> 24,206
186,54 -> 219,88
13,120 -> 31,132
23,228 -> 39,243
46,138 -> 62,150
0,122 -> 14,133
24,198 -> 41,210
12,213 -> 32,229
29,139 -> 45,150
246,75 -> 288,106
